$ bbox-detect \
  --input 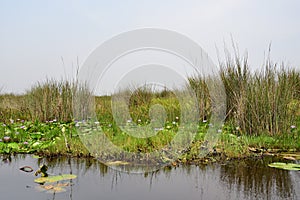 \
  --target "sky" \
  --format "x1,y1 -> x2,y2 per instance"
1,0 -> 300,94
